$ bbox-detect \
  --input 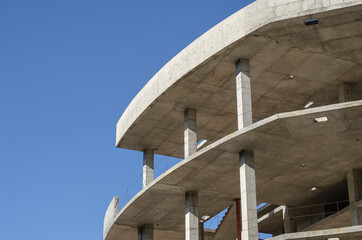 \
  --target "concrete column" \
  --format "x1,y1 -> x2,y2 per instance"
283,206 -> 297,233
338,83 -> 353,103
347,169 -> 362,225
185,191 -> 199,240
236,59 -> 252,129
239,150 -> 258,240
184,109 -> 197,158
143,148 -> 154,188
138,224 -> 154,240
